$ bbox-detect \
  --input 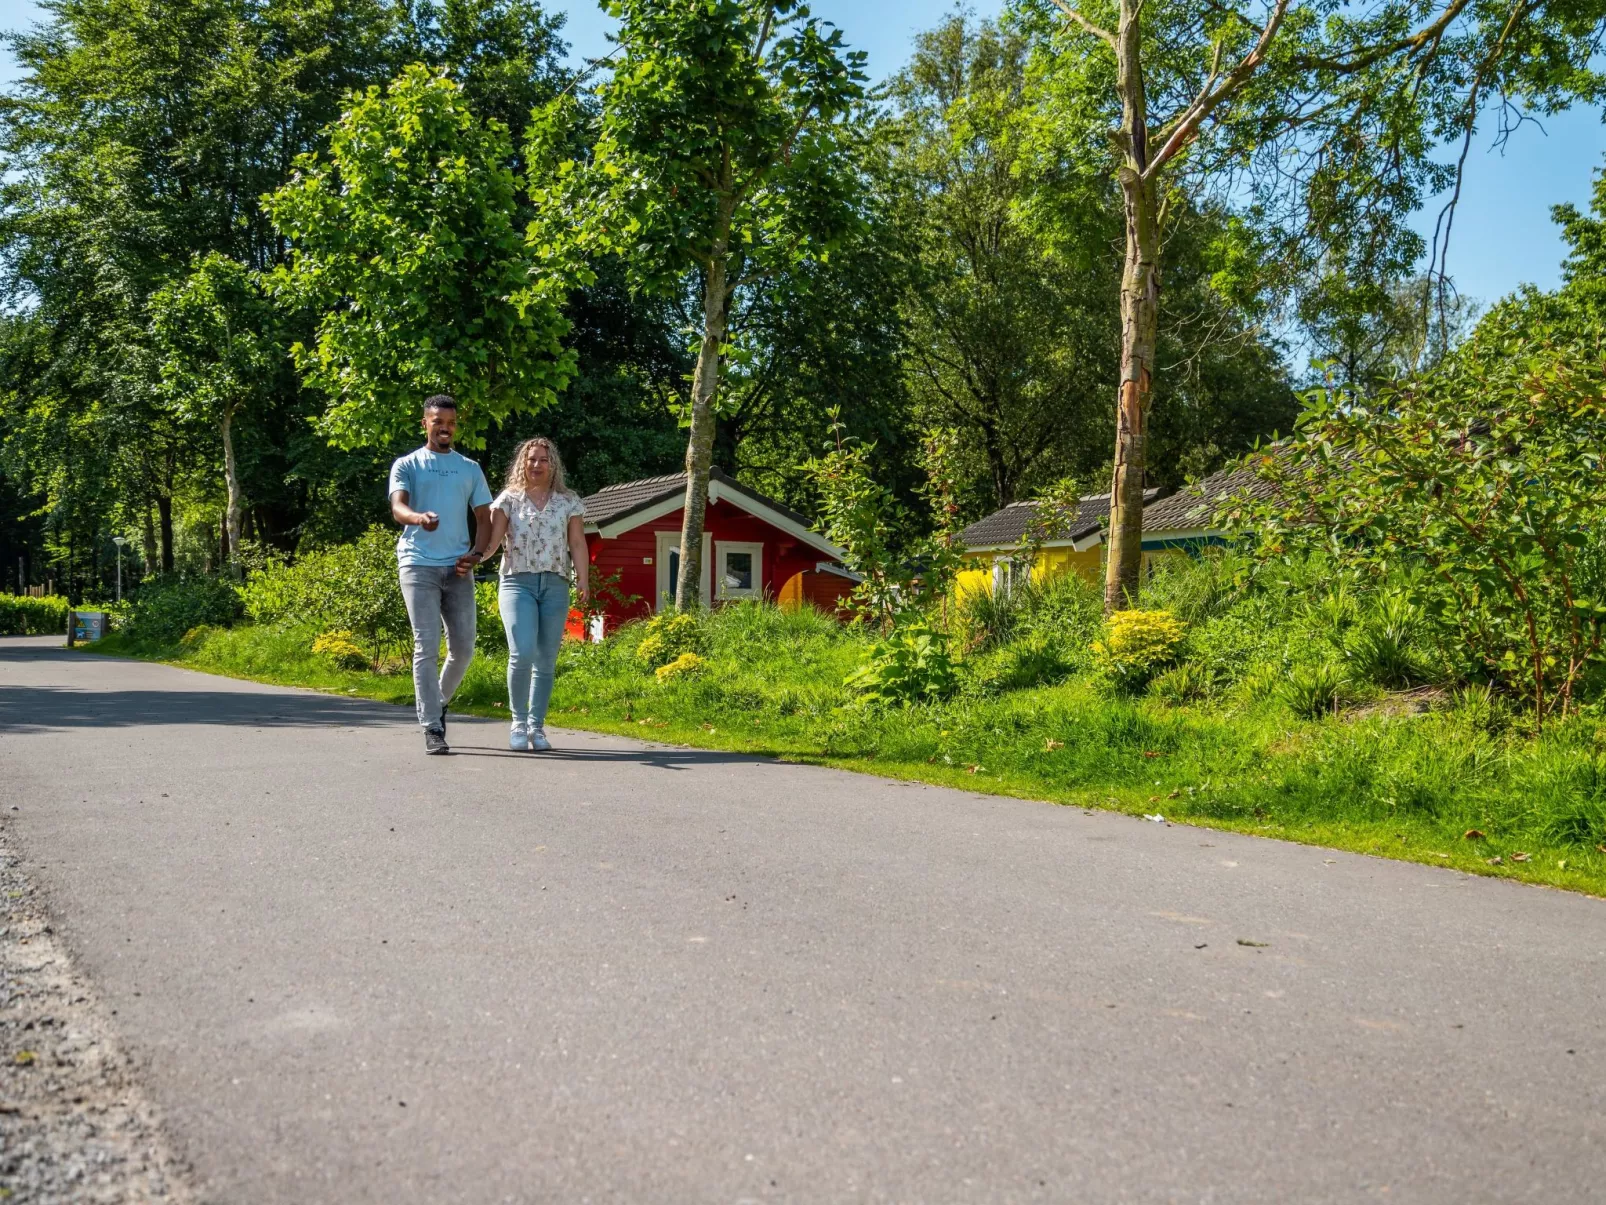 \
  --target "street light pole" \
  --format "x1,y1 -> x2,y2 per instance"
112,536 -> 127,603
